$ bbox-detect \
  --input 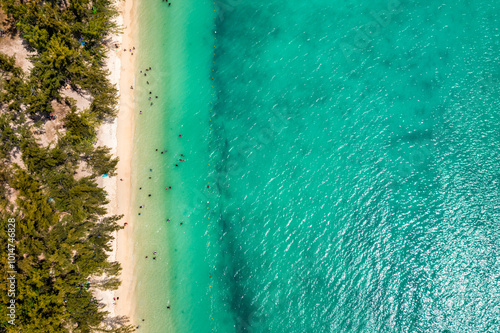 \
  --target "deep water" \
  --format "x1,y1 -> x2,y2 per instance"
208,0 -> 500,332
132,0 -> 500,332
